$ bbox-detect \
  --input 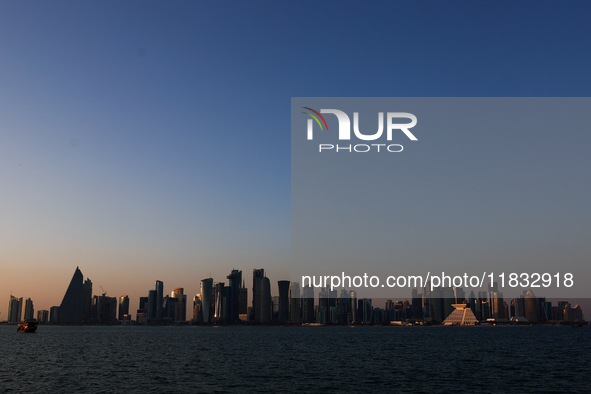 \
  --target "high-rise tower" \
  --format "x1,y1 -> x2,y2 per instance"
60,267 -> 85,324
200,278 -> 213,323
119,295 -> 130,321
277,280 -> 290,323
155,280 -> 164,321
289,282 -> 301,323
